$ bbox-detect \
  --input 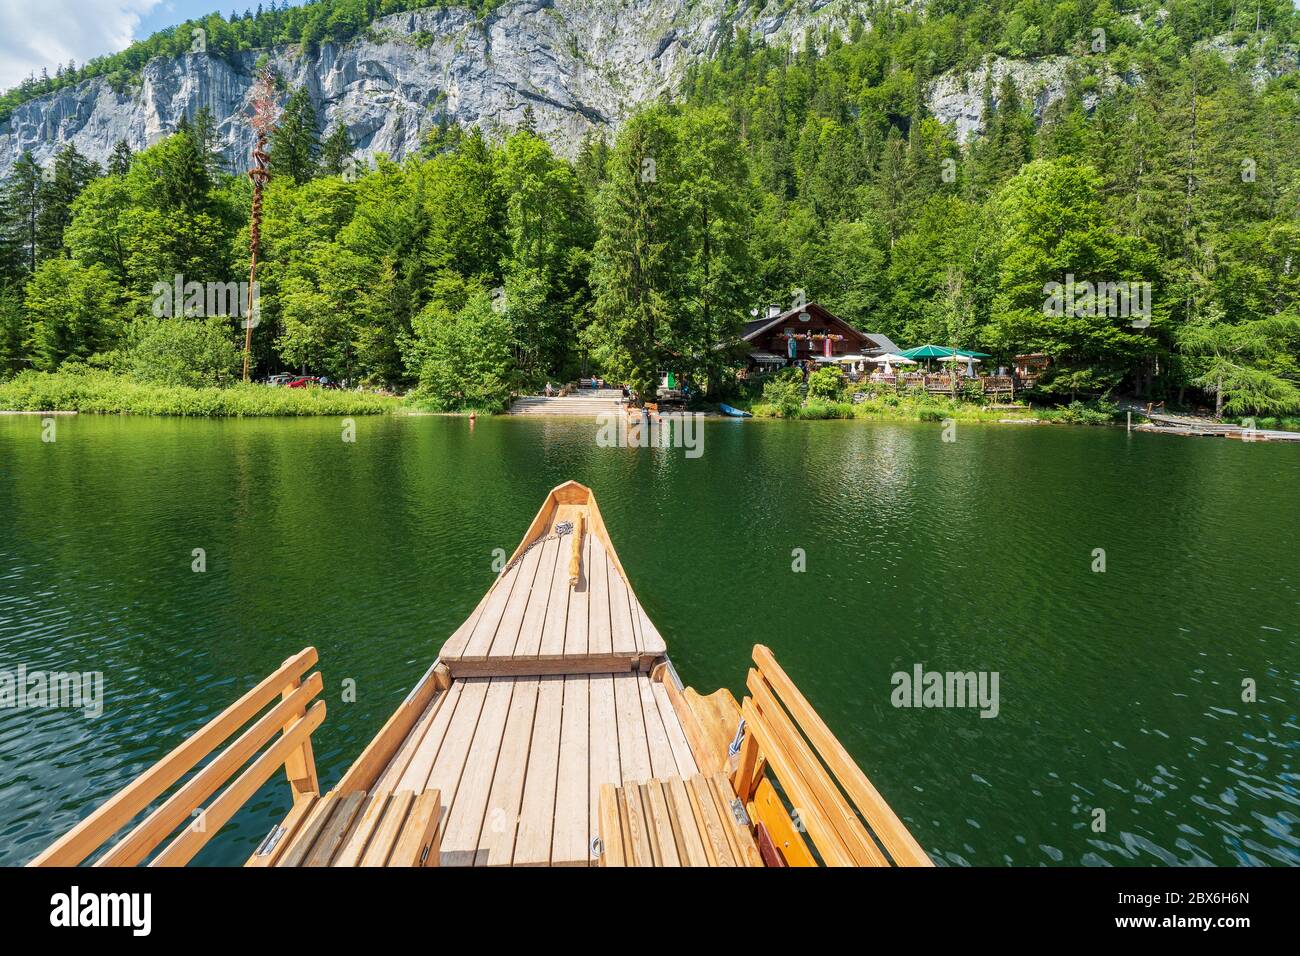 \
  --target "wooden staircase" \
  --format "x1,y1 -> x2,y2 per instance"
508,389 -> 625,417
